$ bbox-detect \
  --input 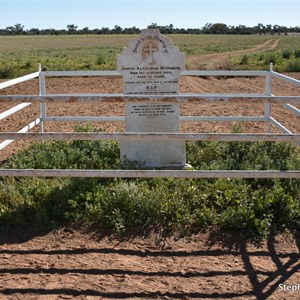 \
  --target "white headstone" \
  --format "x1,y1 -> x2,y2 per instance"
117,29 -> 184,95
118,29 -> 187,168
